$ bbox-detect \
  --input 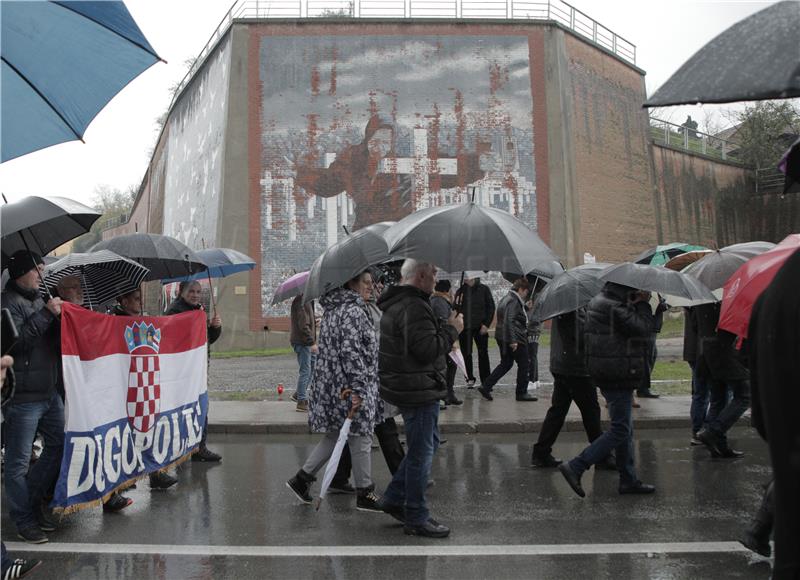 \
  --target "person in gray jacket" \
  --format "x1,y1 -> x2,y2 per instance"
478,278 -> 536,401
